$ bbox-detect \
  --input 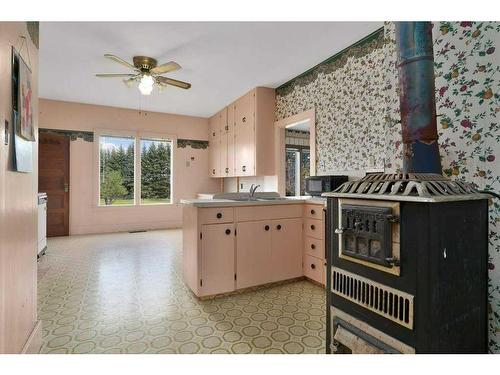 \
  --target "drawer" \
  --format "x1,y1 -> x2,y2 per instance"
304,236 -> 325,259
234,204 -> 302,222
303,254 -> 324,285
199,207 -> 234,224
304,204 -> 324,220
304,218 -> 324,240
